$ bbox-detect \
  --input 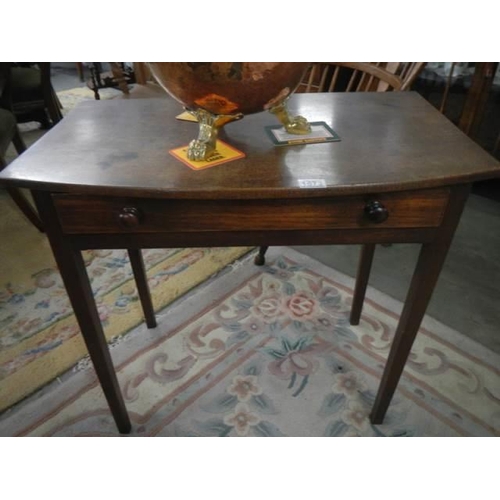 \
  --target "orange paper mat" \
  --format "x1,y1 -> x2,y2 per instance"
170,140 -> 245,170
